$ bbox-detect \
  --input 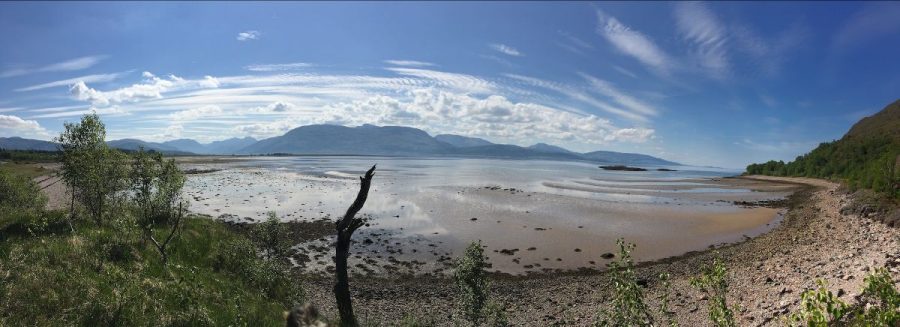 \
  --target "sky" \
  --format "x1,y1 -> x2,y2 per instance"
1,2 -> 899,168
